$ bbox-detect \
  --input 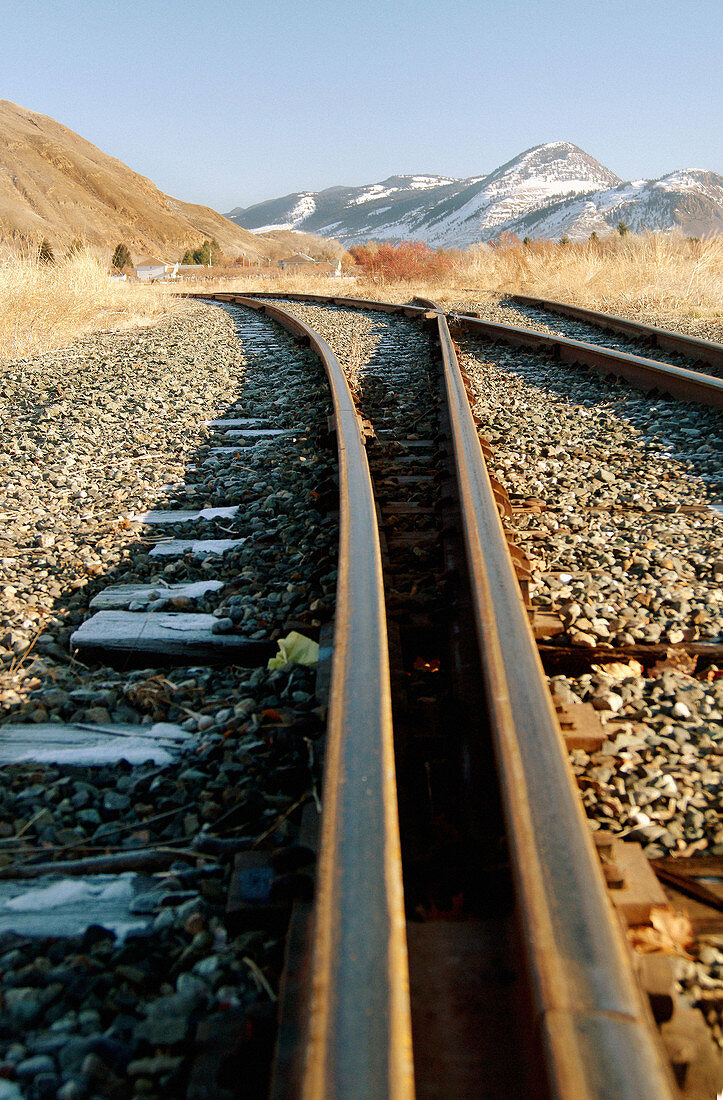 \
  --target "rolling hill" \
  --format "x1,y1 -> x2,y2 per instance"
0,100 -> 285,261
